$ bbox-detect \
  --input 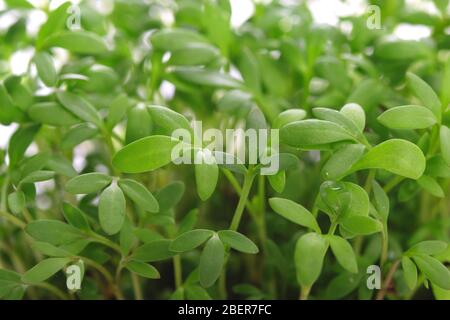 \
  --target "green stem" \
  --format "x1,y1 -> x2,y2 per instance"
376,259 -> 400,300
1,174 -> 10,212
219,169 -> 256,299
229,170 -> 256,231
33,282 -> 70,300
173,255 -> 182,289
221,168 -> 258,216
380,228 -> 389,266
131,273 -> 143,300
219,266 -> 227,299
83,257 -> 125,299
83,257 -> 114,283
300,286 -> 311,300
88,232 -> 122,255
114,260 -> 125,300
383,176 -> 404,193
364,169 -> 376,194
0,210 -> 26,229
